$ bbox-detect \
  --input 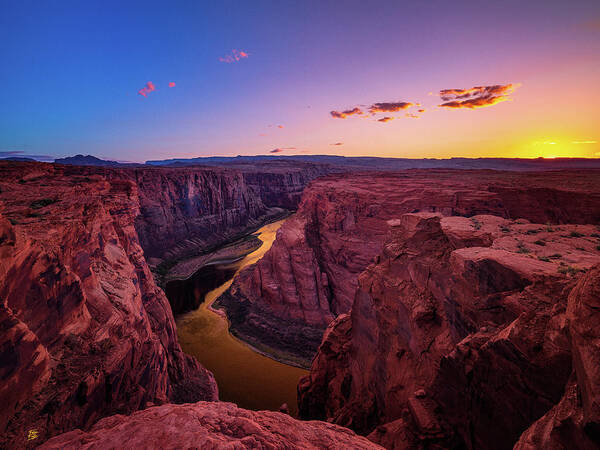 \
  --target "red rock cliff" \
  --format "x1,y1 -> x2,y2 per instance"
0,162 -> 244,447
218,170 -> 600,366
294,171 -> 600,448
